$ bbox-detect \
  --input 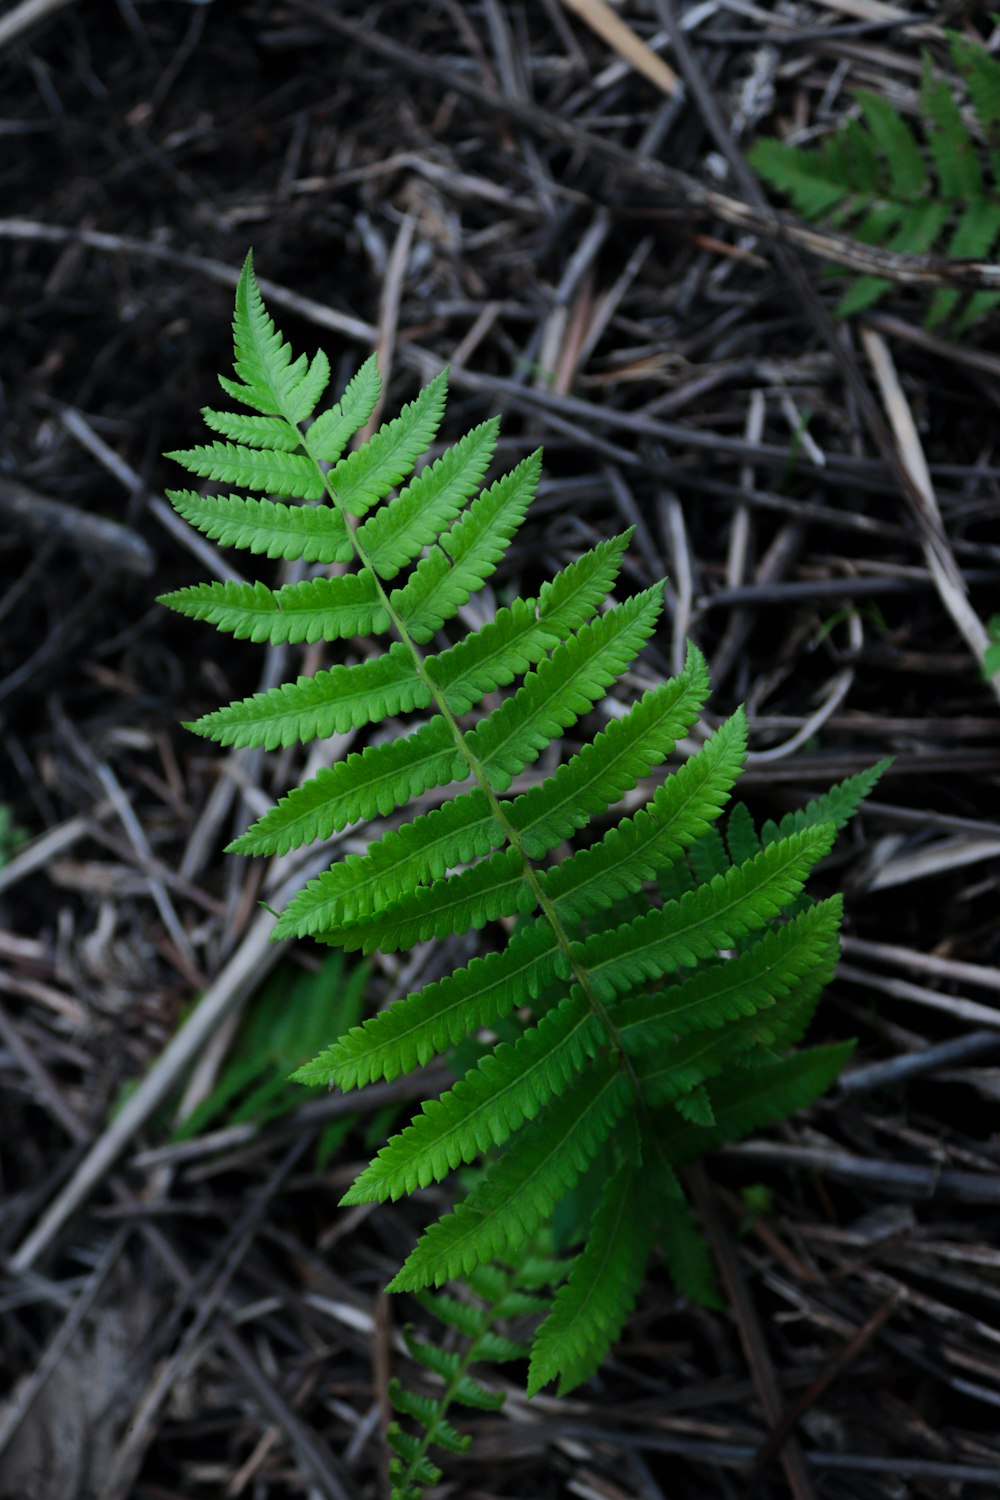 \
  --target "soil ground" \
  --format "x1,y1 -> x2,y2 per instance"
2,3 -> 1000,1498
